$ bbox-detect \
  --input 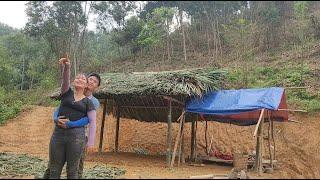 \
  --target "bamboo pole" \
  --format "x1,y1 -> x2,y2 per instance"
259,112 -> 264,175
191,118 -> 195,162
271,117 -> 276,161
115,105 -> 120,153
254,109 -> 265,138
170,111 -> 185,167
277,109 -> 307,112
194,116 -> 198,160
167,100 -> 173,167
98,99 -> 107,153
268,111 -> 273,169
254,109 -> 265,173
181,130 -> 185,164
178,117 -> 185,167
205,119 -> 208,155
181,111 -> 186,164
